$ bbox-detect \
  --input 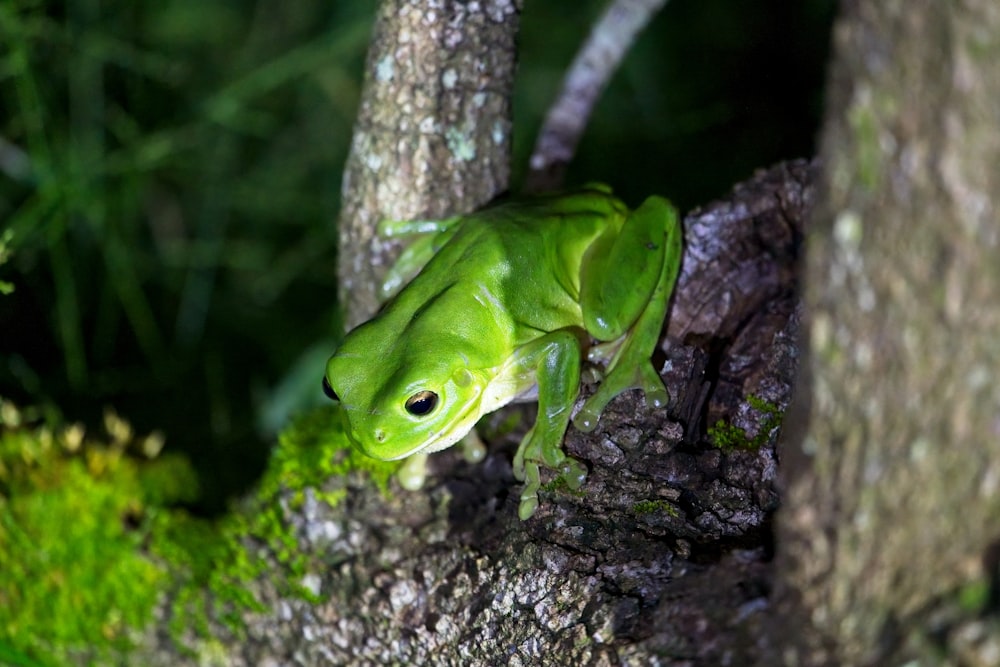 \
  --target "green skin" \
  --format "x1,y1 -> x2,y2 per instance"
323,185 -> 683,519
